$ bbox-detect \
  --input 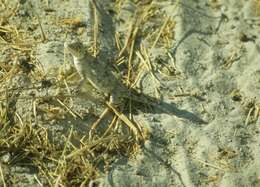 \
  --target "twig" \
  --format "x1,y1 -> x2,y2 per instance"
33,100 -> 37,123
15,112 -> 24,126
56,98 -> 82,119
34,174 -> 43,187
136,49 -> 160,85
118,21 -> 134,58
54,175 -> 61,187
150,16 -> 170,51
253,105 -> 259,121
66,136 -> 115,159
193,157 -> 226,172
106,101 -> 144,140
91,0 -> 99,56
36,13 -> 47,42
0,0 -> 20,24
101,115 -> 118,138
89,107 -> 110,140
115,32 -> 121,50
0,164 -> 6,187
127,27 -> 138,86
0,94 -> 77,102
130,64 -> 145,89
169,91 -> 201,99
